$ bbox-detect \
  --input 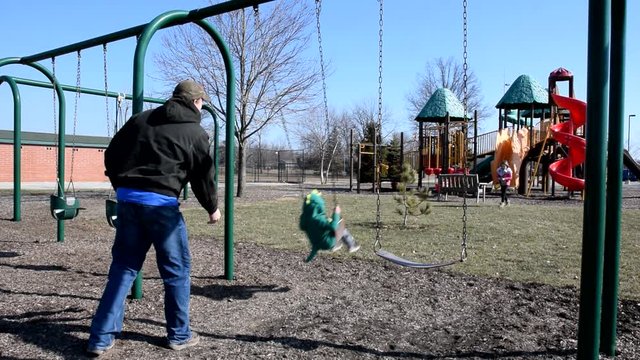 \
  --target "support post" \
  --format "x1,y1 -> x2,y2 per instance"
473,110 -> 478,173
400,132 -> 404,171
600,0 -> 626,355
443,113 -> 450,173
349,129 -> 353,191
131,11 -> 237,298
577,0 -> 610,358
357,145 -> 361,194
418,122 -> 423,189
0,77 -> 22,221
